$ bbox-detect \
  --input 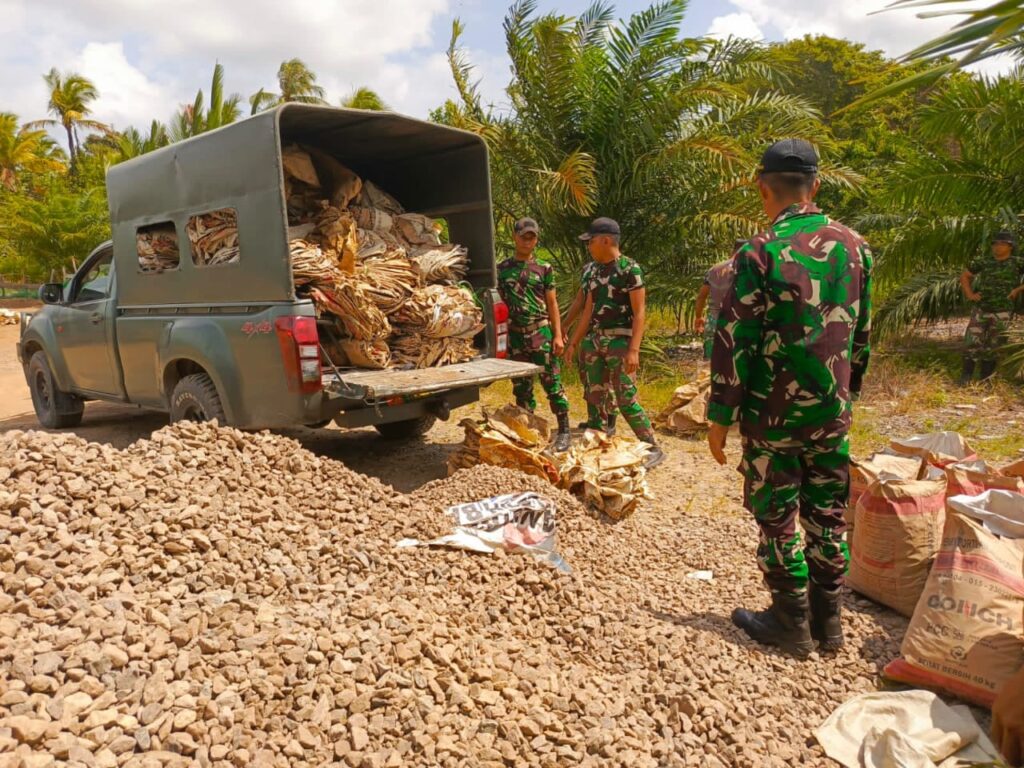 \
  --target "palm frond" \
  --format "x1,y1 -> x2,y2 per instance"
872,270 -> 965,338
